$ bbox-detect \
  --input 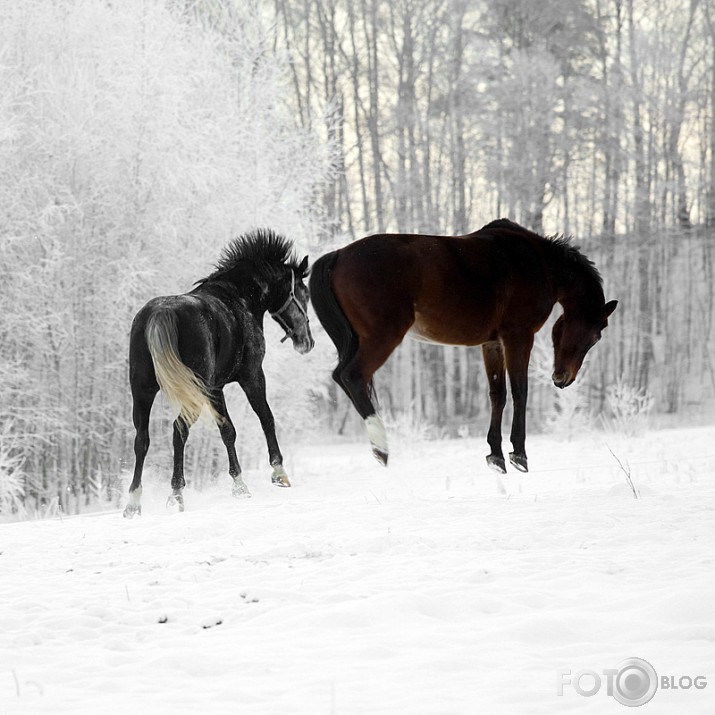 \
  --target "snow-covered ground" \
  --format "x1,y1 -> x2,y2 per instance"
1,426 -> 714,714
